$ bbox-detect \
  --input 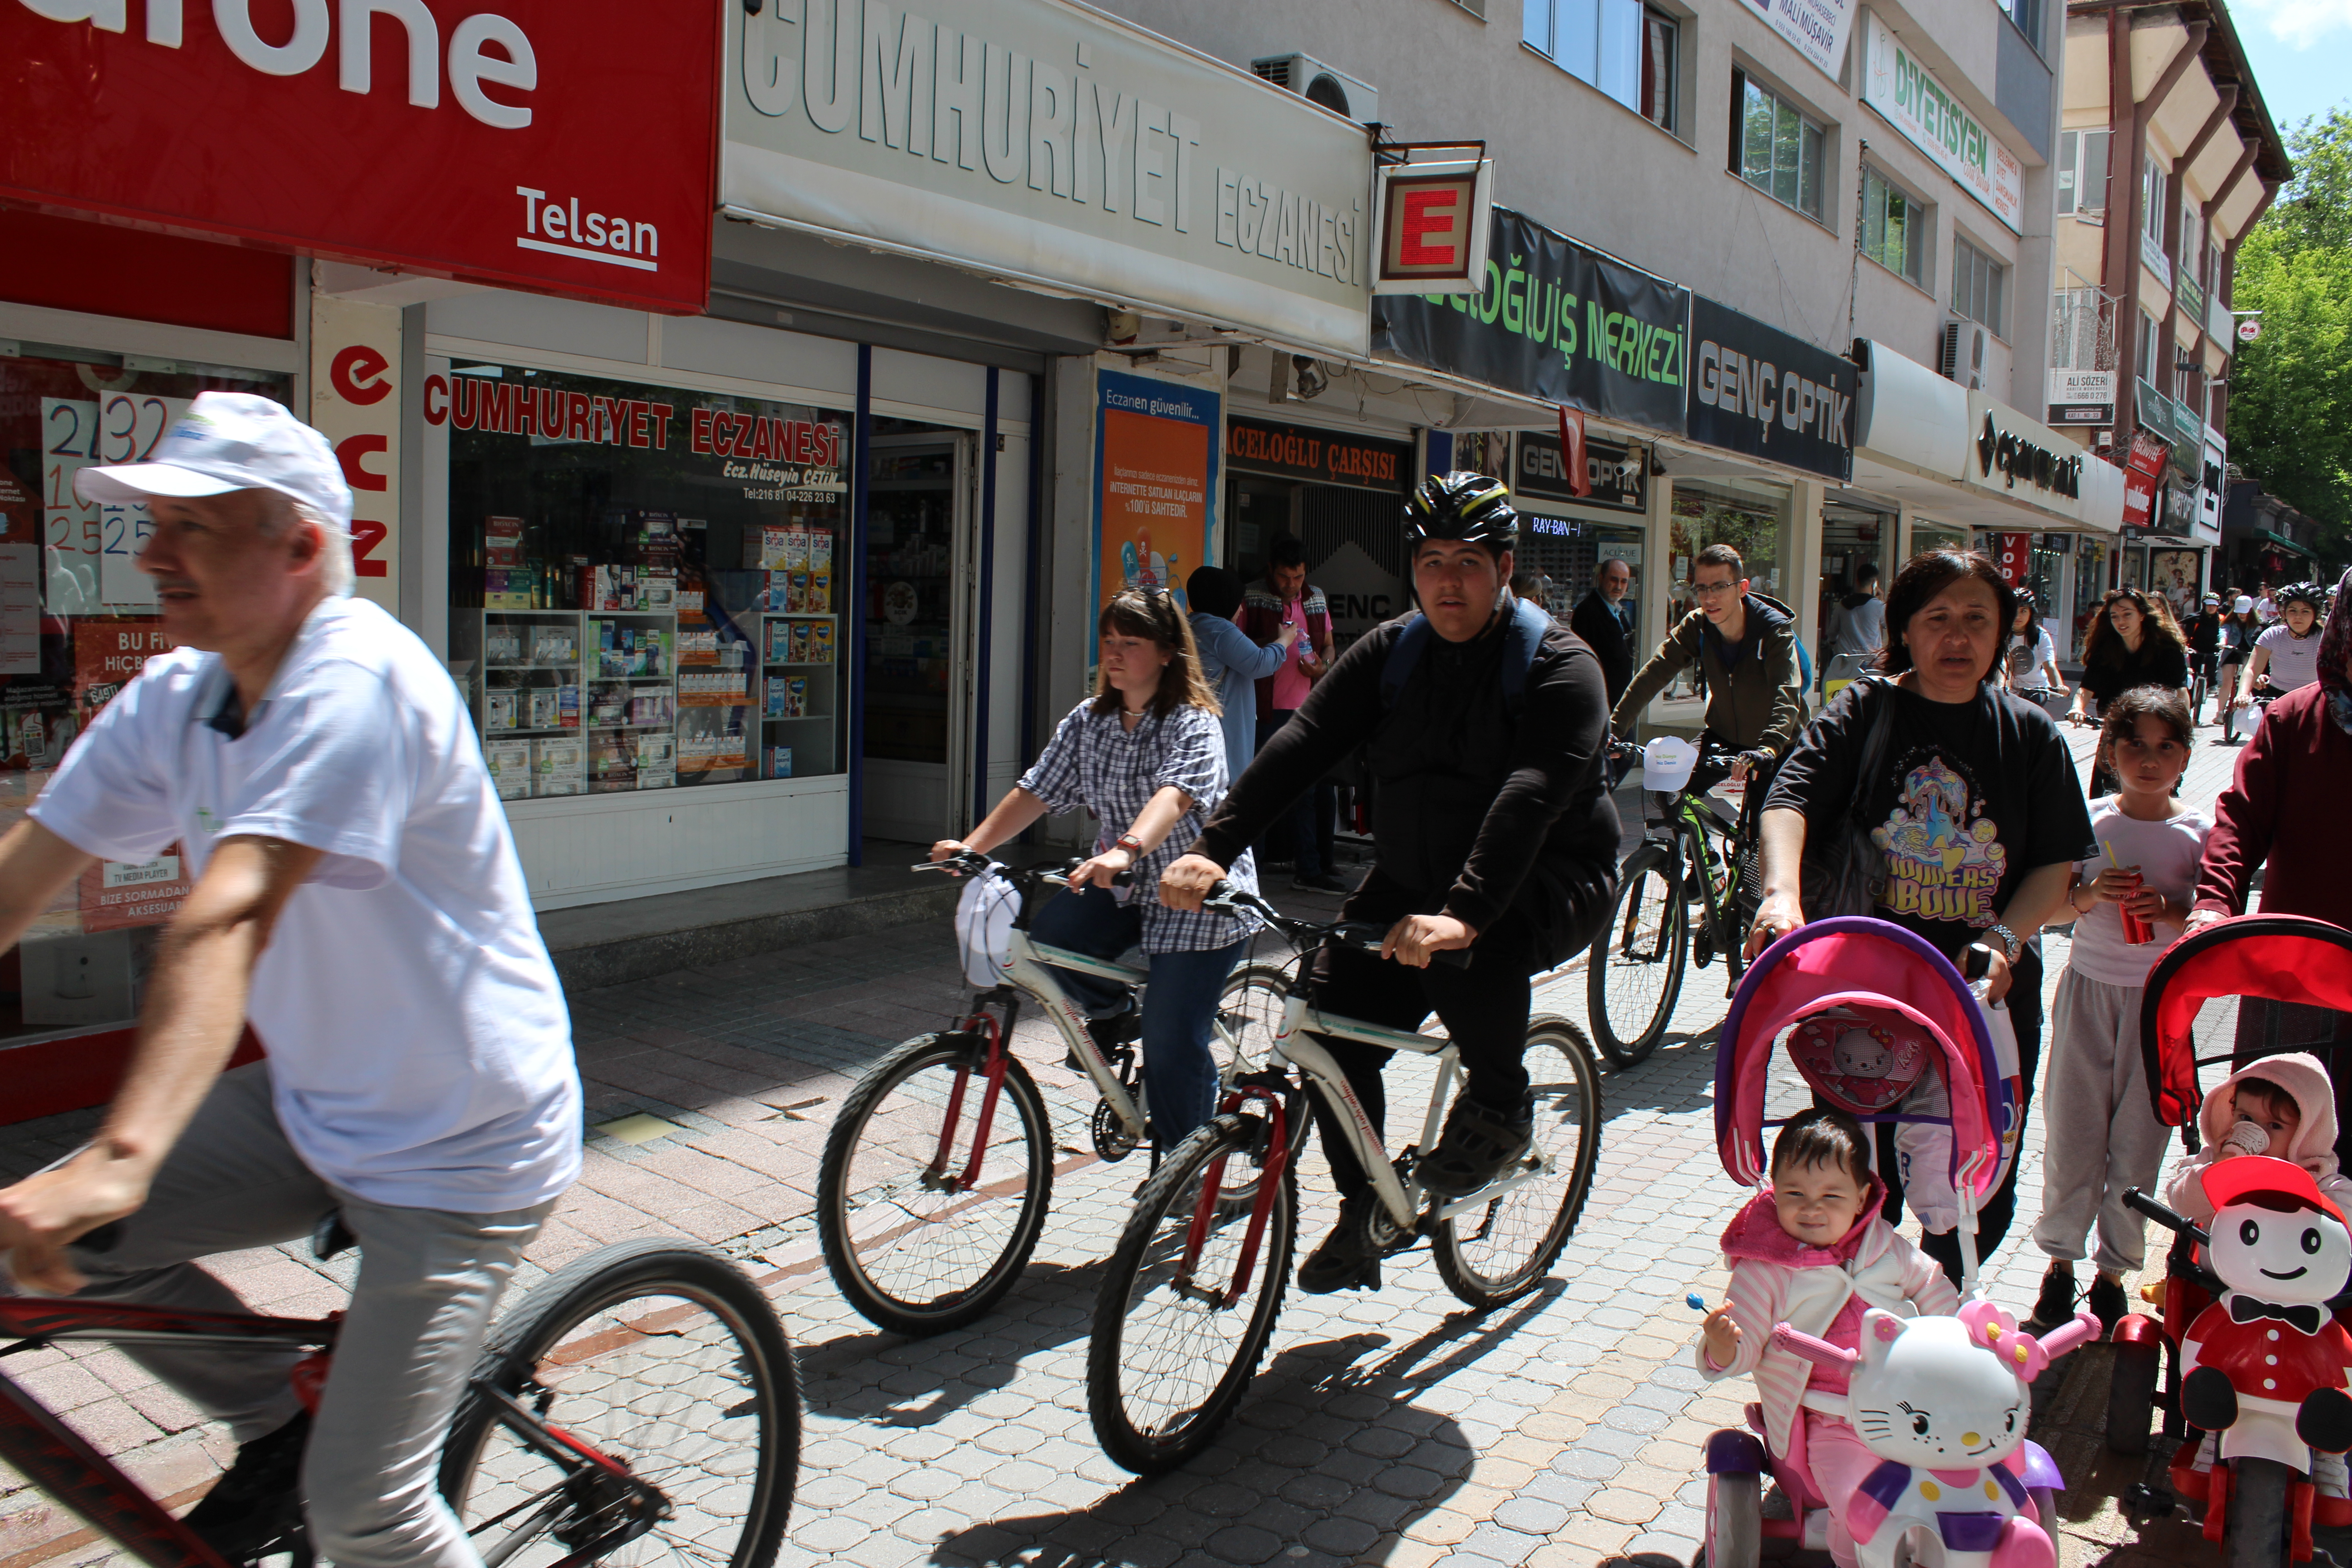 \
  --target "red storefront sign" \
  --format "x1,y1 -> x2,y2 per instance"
2120,431 -> 2169,530
1992,533 -> 2032,586
0,3 -> 720,313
